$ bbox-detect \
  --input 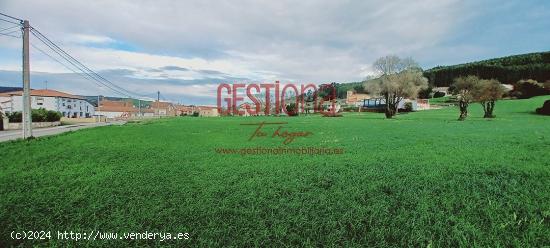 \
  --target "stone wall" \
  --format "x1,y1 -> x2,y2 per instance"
6,121 -> 61,130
